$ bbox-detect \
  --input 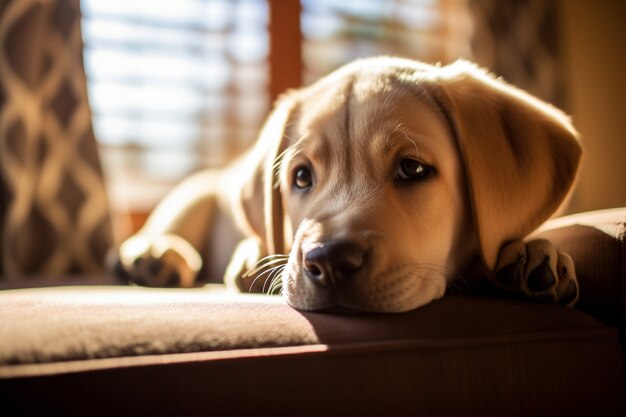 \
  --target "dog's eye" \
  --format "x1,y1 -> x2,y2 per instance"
397,158 -> 433,181
293,165 -> 314,190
